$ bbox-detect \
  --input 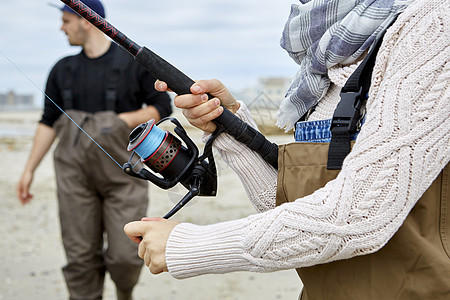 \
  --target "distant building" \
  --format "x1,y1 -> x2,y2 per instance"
0,90 -> 35,111
236,76 -> 293,135
257,77 -> 291,104
236,76 -> 291,107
